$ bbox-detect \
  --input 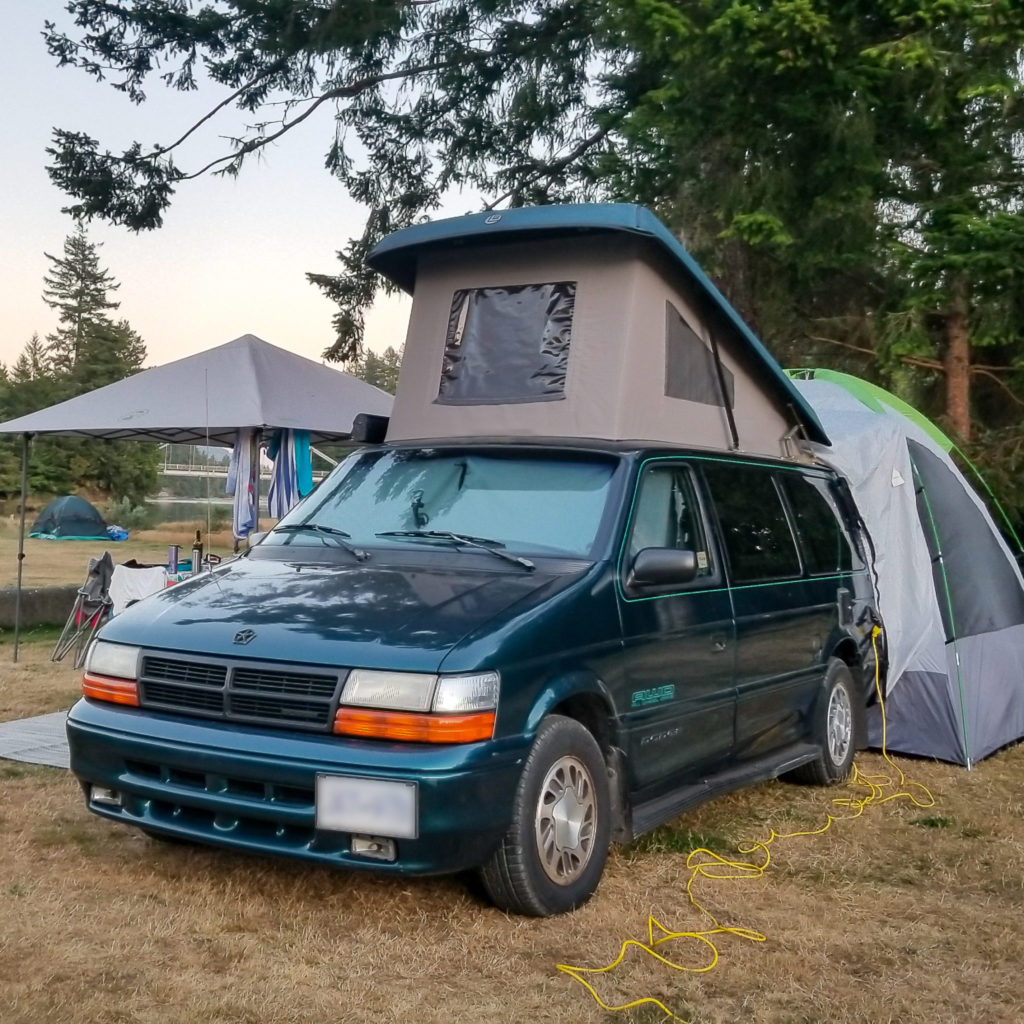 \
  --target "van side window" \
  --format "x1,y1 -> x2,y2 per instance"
701,462 -> 799,582
781,475 -> 857,574
628,465 -> 712,575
